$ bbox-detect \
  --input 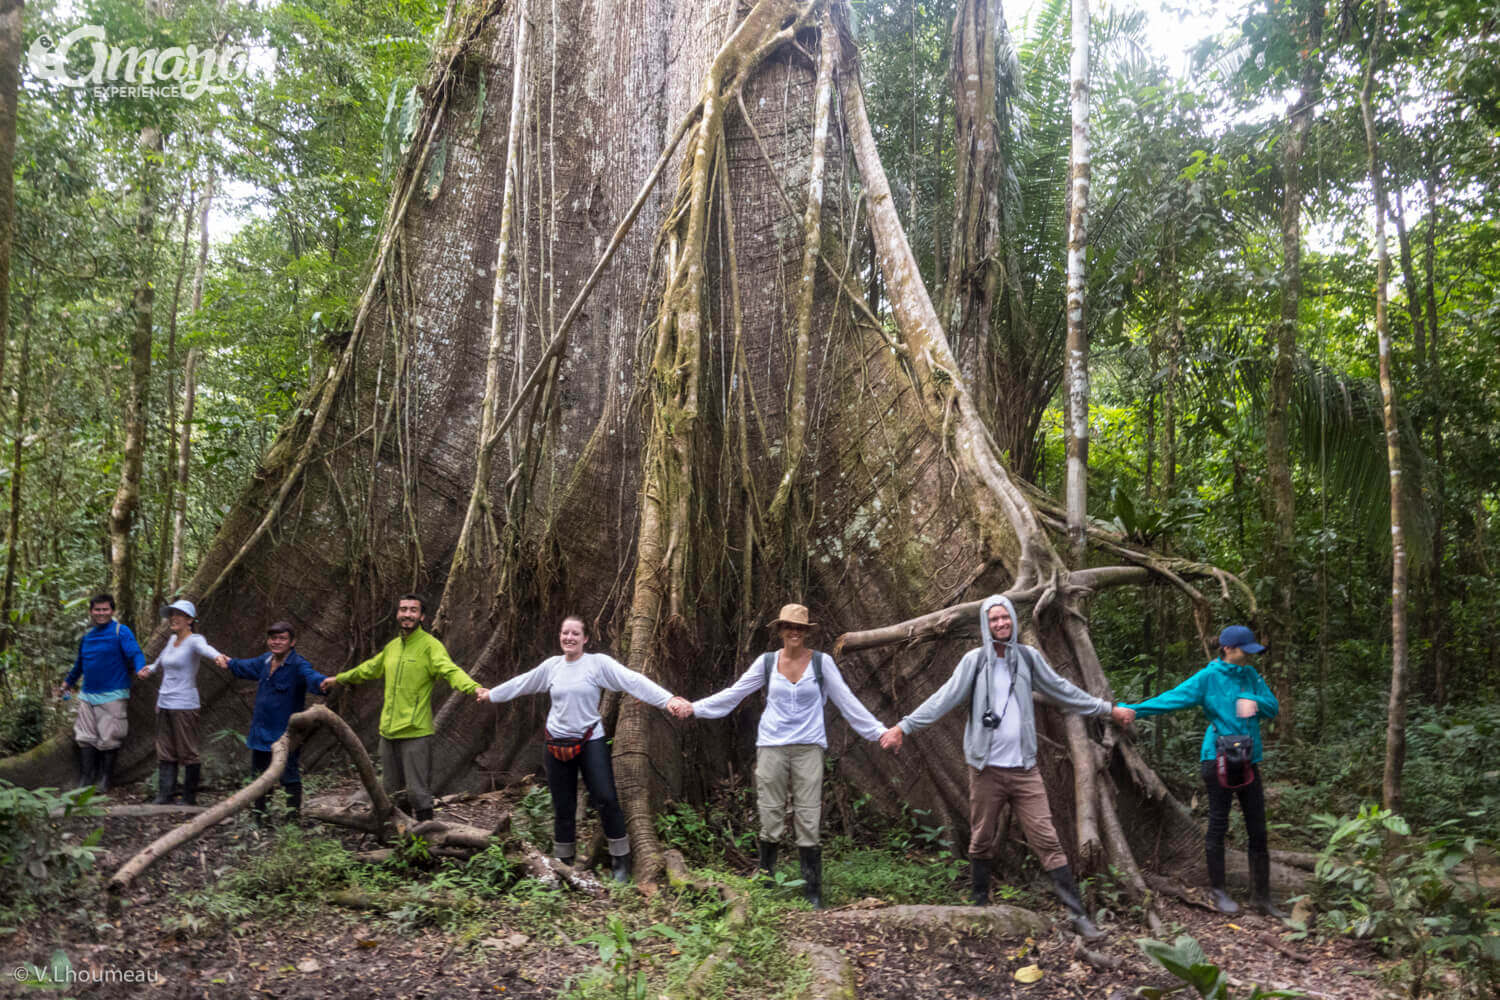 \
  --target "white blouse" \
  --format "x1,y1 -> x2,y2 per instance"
141,633 -> 222,711
691,652 -> 886,749
486,652 -> 673,740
